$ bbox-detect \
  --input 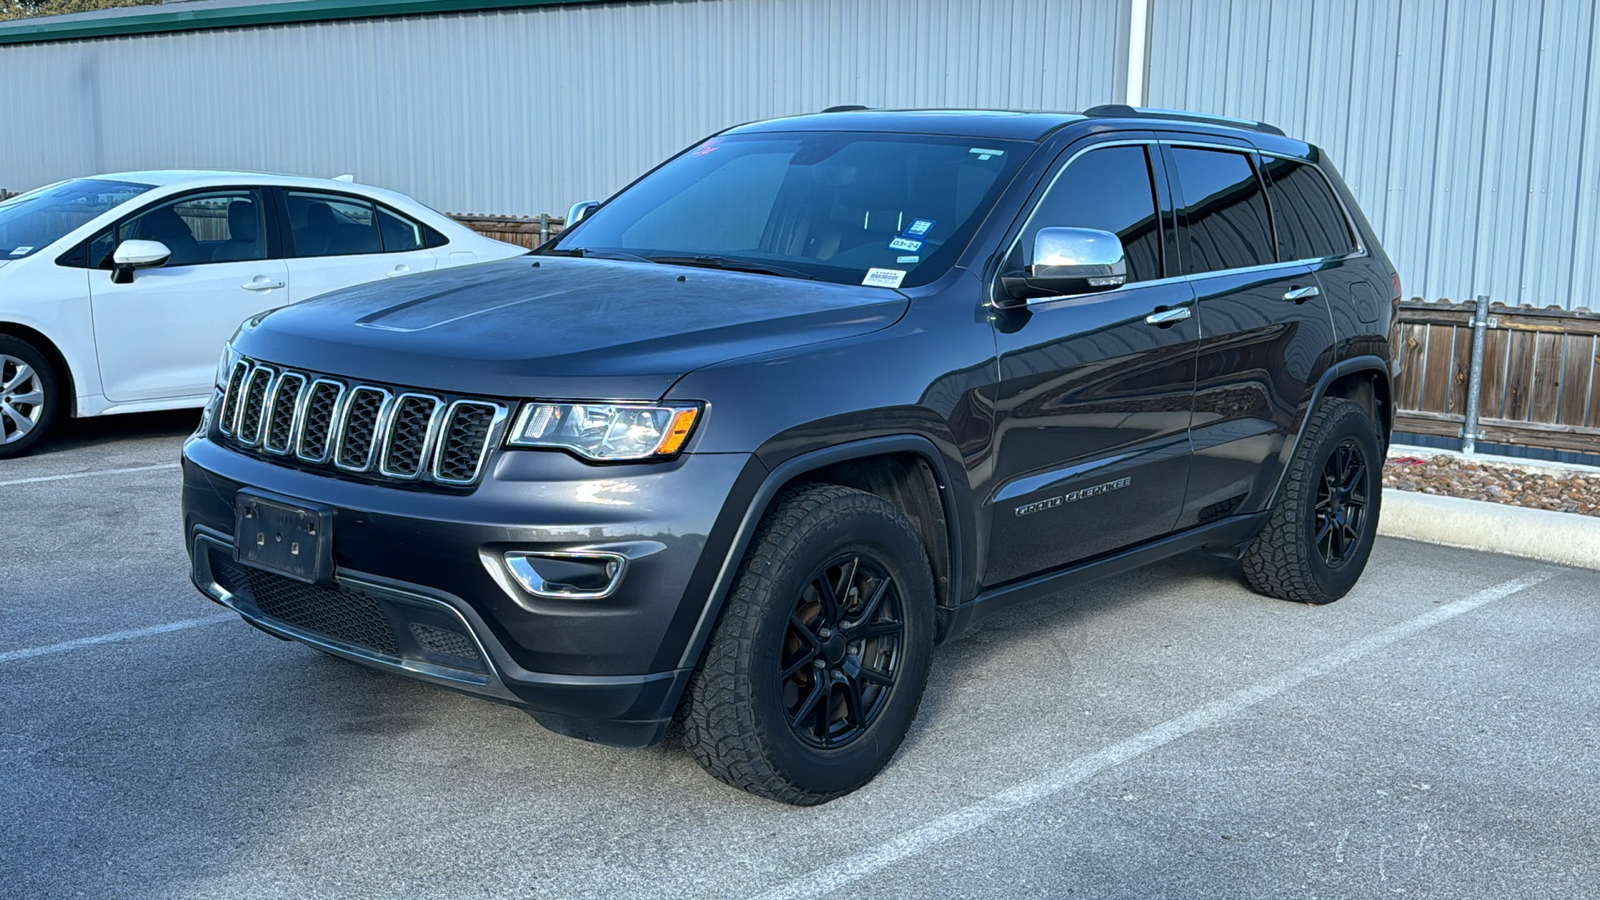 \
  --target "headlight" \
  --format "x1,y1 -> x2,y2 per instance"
506,401 -> 702,461
214,342 -> 242,391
